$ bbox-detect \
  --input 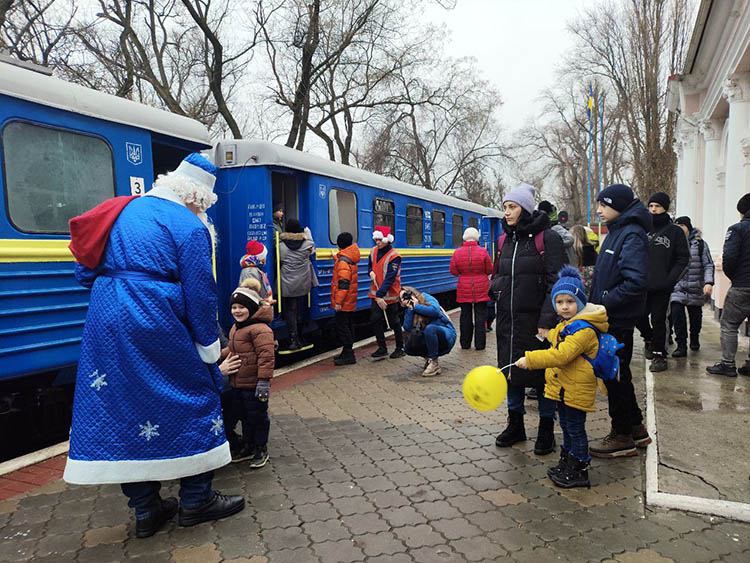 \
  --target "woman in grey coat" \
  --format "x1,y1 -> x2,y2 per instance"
279,218 -> 318,350
670,216 -> 714,356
